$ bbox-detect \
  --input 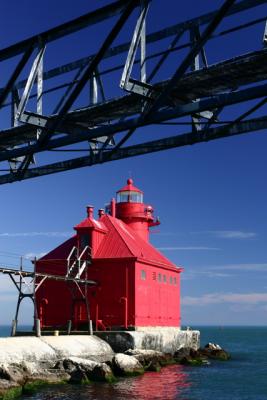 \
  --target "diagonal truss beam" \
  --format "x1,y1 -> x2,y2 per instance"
109,0 -> 237,152
0,47 -> 34,108
1,79 -> 267,162
0,0 -> 266,184
1,0 -> 265,98
0,116 -> 266,184
15,0 -> 141,178
0,1 -> 137,62
146,0 -> 237,117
